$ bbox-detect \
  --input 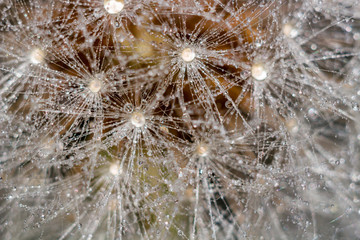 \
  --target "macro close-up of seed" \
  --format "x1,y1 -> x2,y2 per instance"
1,0 -> 360,239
